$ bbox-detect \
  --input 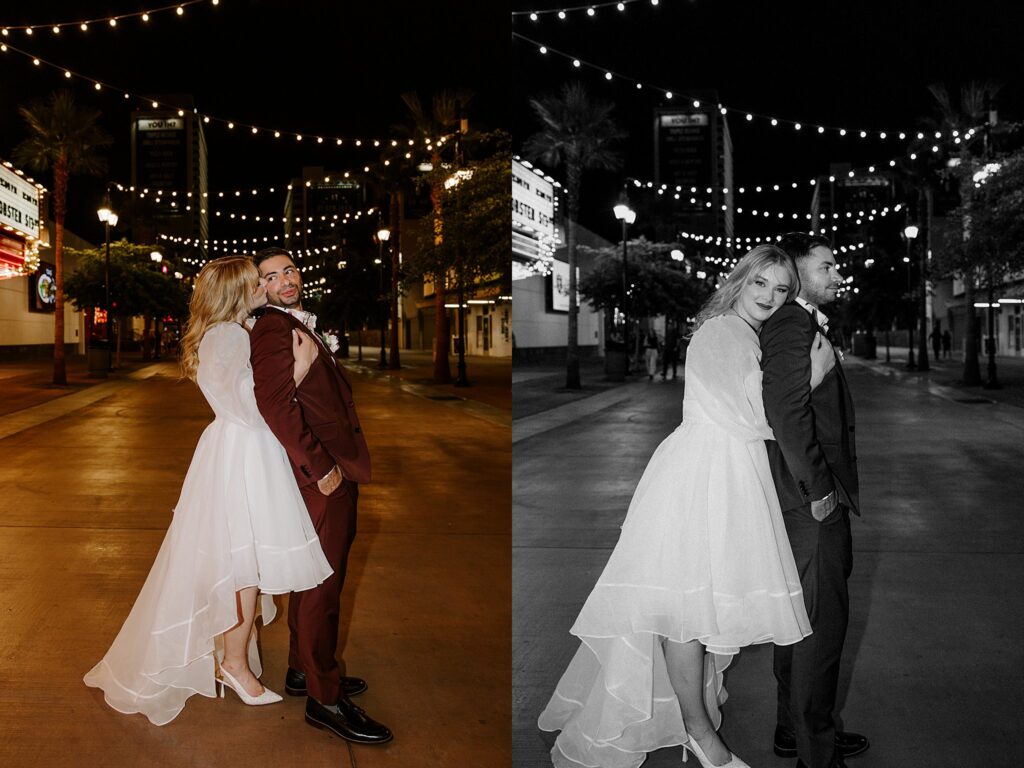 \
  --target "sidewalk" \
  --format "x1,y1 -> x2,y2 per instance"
0,348 -> 510,768
0,345 -> 510,424
513,351 -> 1024,767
